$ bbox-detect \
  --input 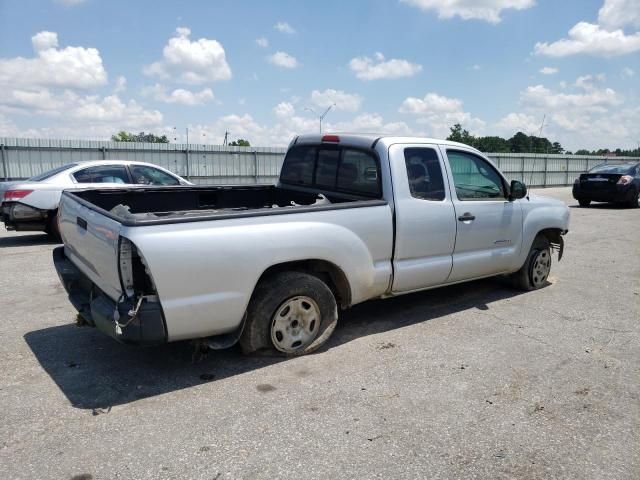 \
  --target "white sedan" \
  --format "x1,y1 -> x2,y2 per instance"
0,160 -> 190,239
